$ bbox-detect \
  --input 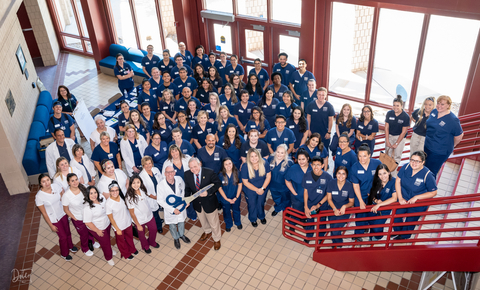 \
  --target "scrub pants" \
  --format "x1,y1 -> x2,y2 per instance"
424,147 -> 449,179
305,215 -> 327,239
366,210 -> 390,240
152,209 -> 163,231
393,206 -> 428,239
53,215 -> 74,257
270,189 -> 291,212
136,217 -> 158,250
71,219 -> 95,253
328,214 -> 350,244
288,193 -> 304,227
187,204 -> 198,221
355,138 -> 375,155
244,189 -> 267,223
88,224 -> 113,261
220,197 -> 242,229
114,225 -> 137,259
169,222 -> 185,240
354,197 -> 369,235
409,132 -> 425,157
321,133 -> 331,156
